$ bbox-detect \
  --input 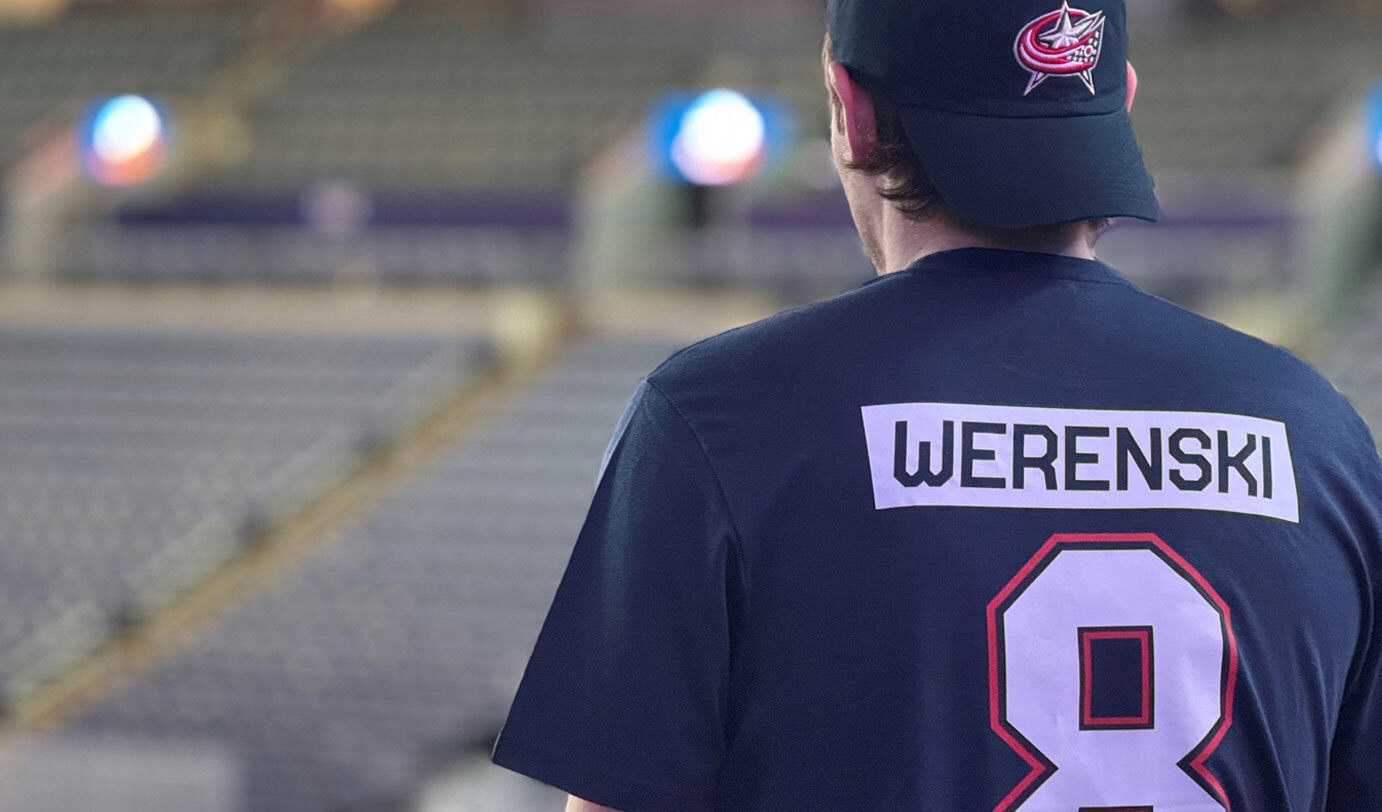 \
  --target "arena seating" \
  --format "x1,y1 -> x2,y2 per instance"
210,13 -> 692,195
69,334 -> 681,812
63,222 -> 571,286
1321,272 -> 1382,436
1,4 -> 1374,210
0,6 -> 248,168
0,328 -> 489,706
1130,13 -> 1382,173
36,3 -> 1376,294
